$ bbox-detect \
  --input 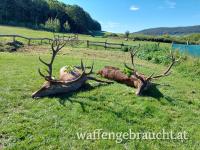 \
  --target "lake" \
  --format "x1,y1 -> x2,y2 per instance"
172,43 -> 200,57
